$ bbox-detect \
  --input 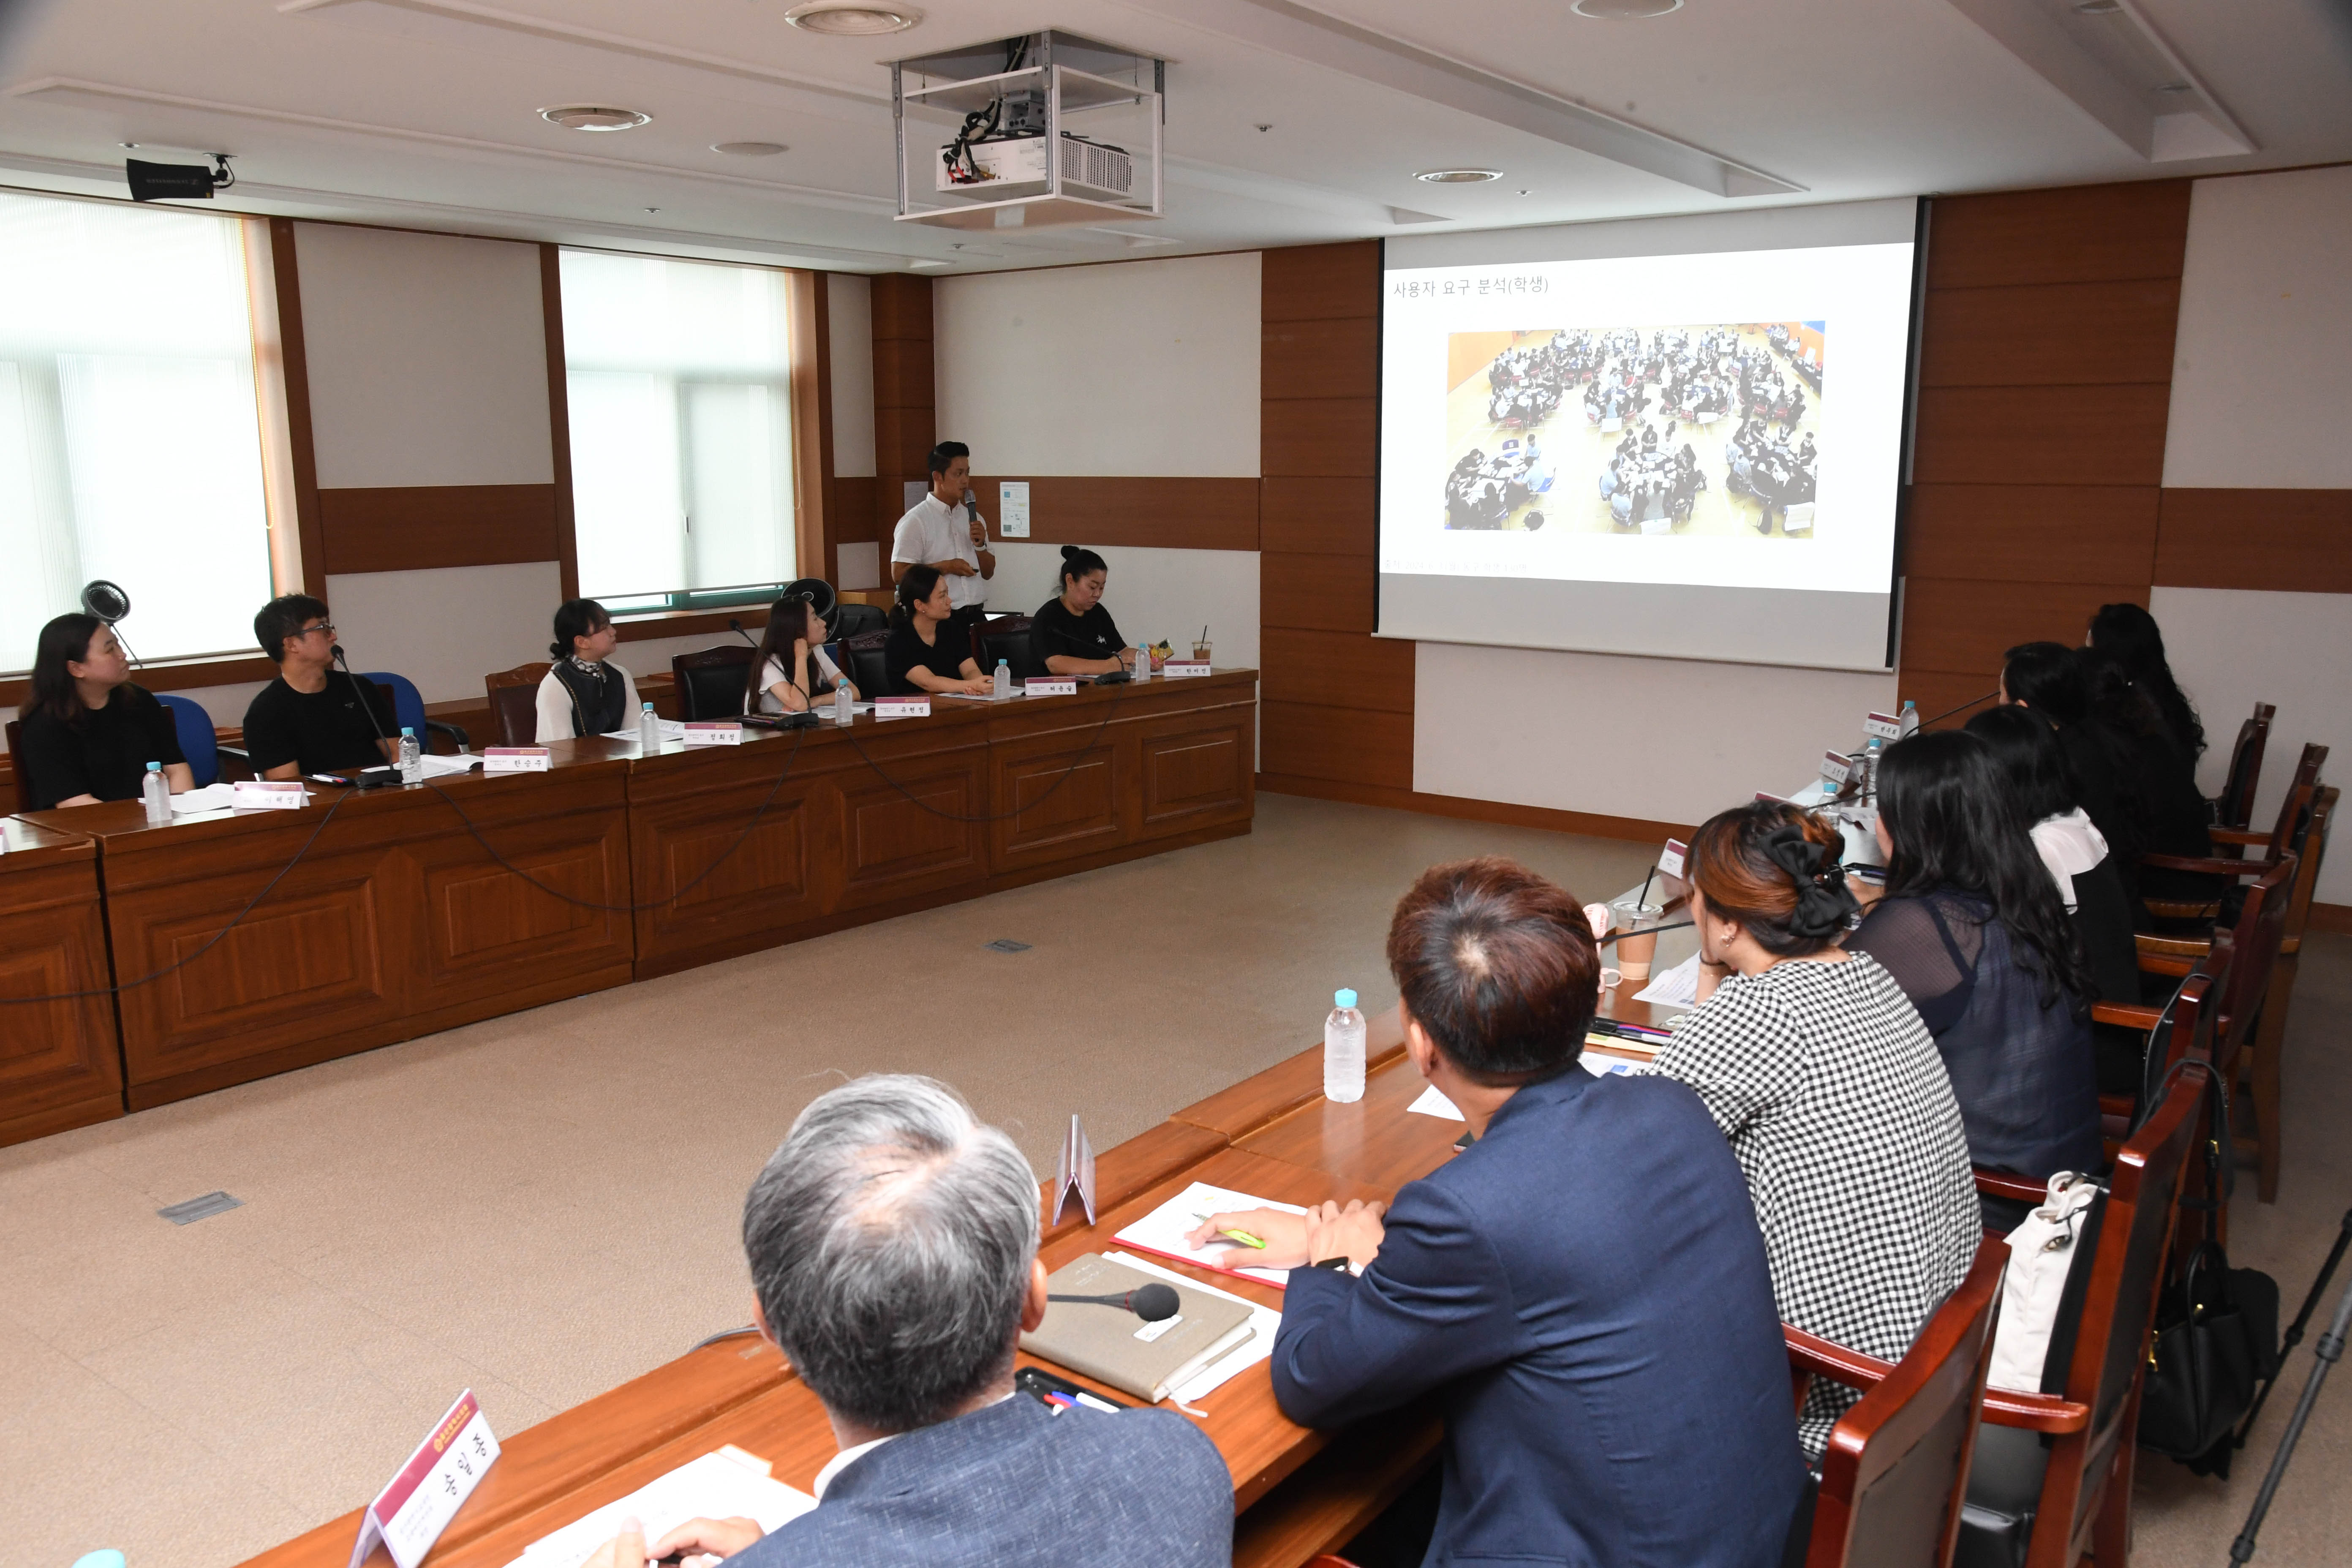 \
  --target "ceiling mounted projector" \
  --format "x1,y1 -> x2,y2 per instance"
126,154 -> 234,201
539,106 -> 651,131
786,1 -> 923,33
